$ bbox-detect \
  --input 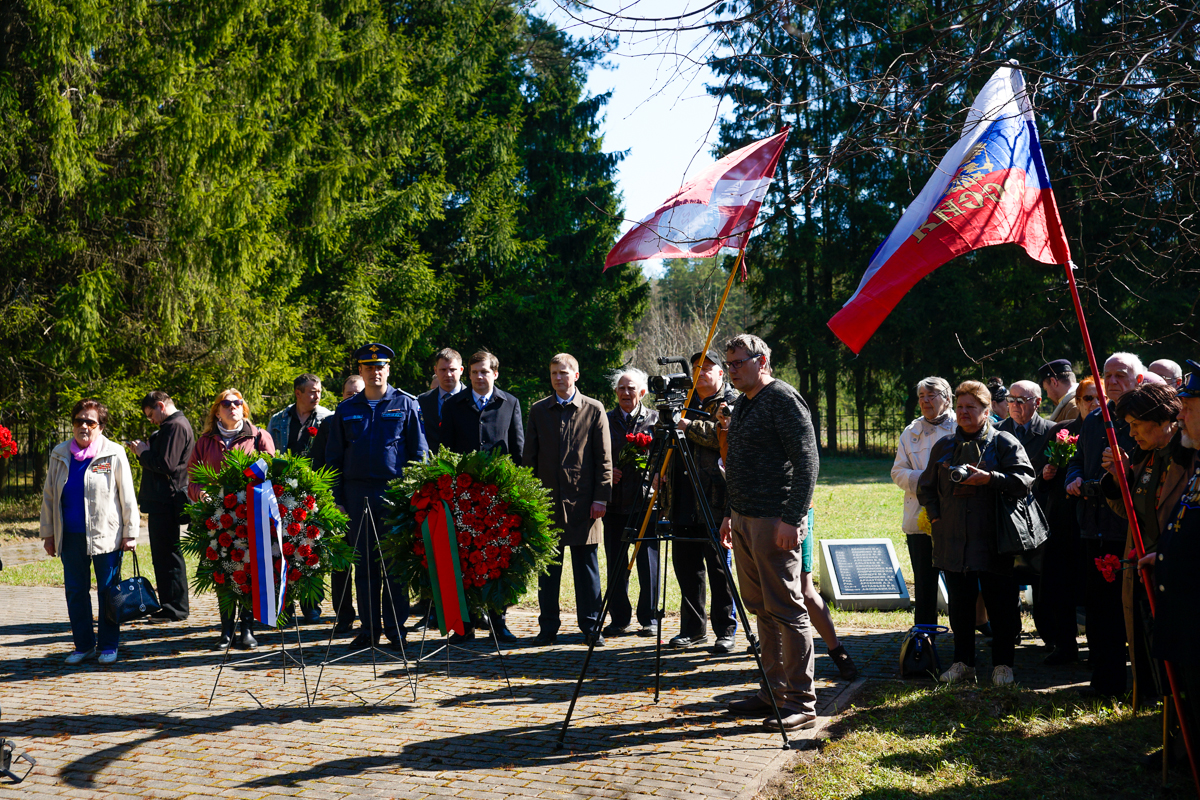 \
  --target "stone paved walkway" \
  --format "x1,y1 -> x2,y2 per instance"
0,578 -> 1100,799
